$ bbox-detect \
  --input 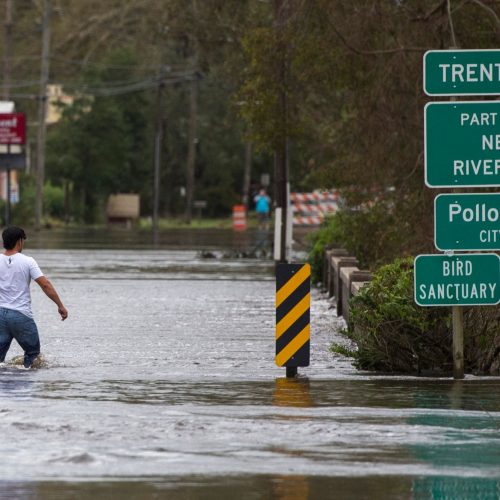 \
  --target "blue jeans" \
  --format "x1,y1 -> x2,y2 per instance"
0,307 -> 40,368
